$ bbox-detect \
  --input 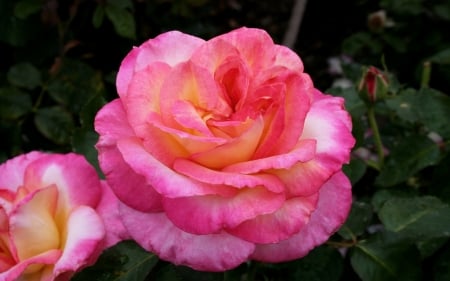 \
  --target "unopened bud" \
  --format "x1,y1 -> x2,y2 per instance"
358,66 -> 389,104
